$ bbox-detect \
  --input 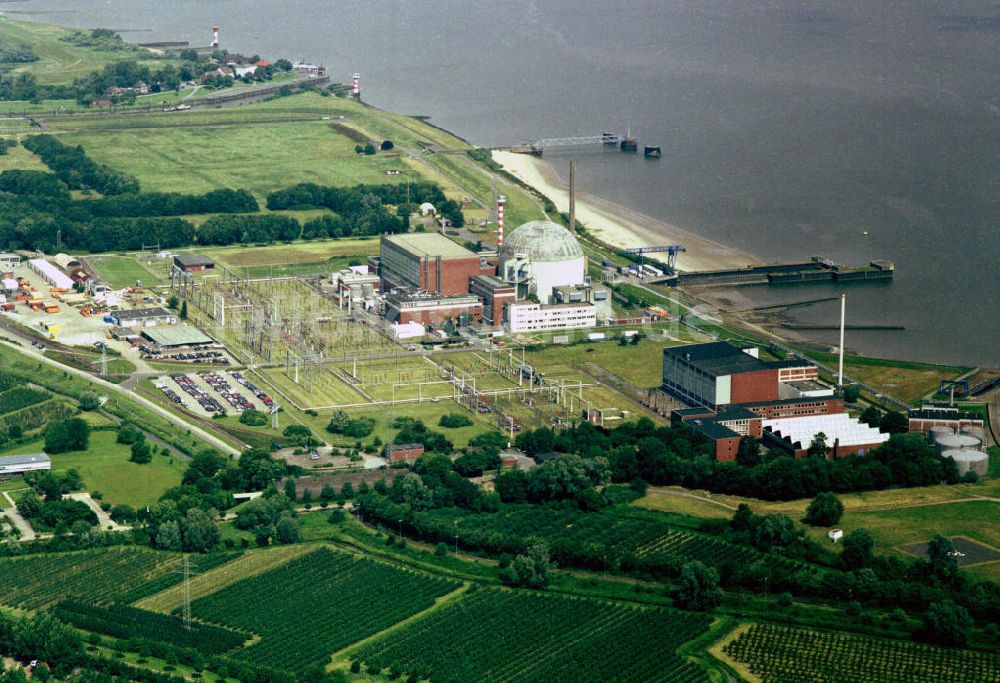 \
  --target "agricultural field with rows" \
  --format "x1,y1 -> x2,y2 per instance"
52,601 -> 248,655
415,505 -> 766,569
0,386 -> 51,415
0,548 -> 239,610
188,548 -> 460,674
722,623 -> 1000,683
352,586 -> 711,683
